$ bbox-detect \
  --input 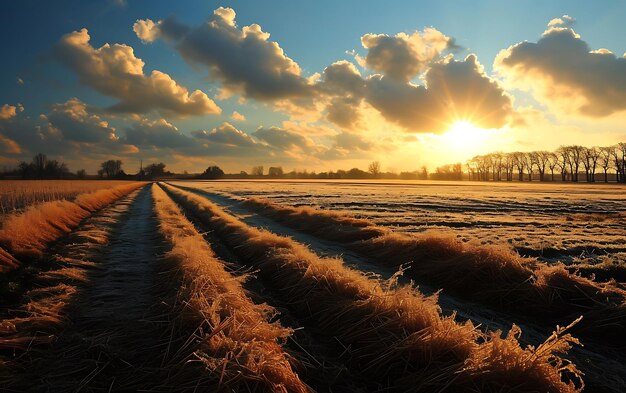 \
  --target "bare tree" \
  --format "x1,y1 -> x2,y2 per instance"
599,146 -> 614,183
512,152 -> 526,181
547,153 -> 558,181
503,153 -> 515,181
581,147 -> 600,182
617,143 -> 626,183
33,153 -> 47,179
251,165 -> 264,176
523,153 -> 534,181
368,161 -> 381,177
